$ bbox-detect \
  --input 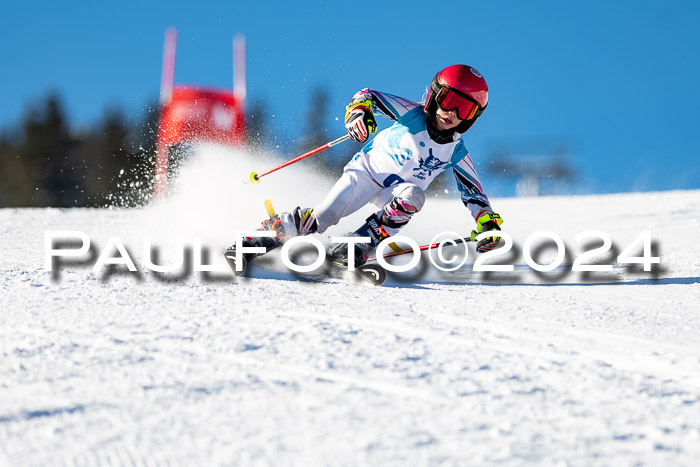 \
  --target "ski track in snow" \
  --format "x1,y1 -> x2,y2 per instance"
1,146 -> 700,466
